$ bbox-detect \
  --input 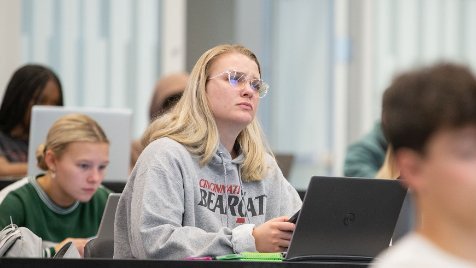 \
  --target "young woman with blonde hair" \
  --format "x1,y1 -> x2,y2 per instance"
114,44 -> 302,259
0,113 -> 111,257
